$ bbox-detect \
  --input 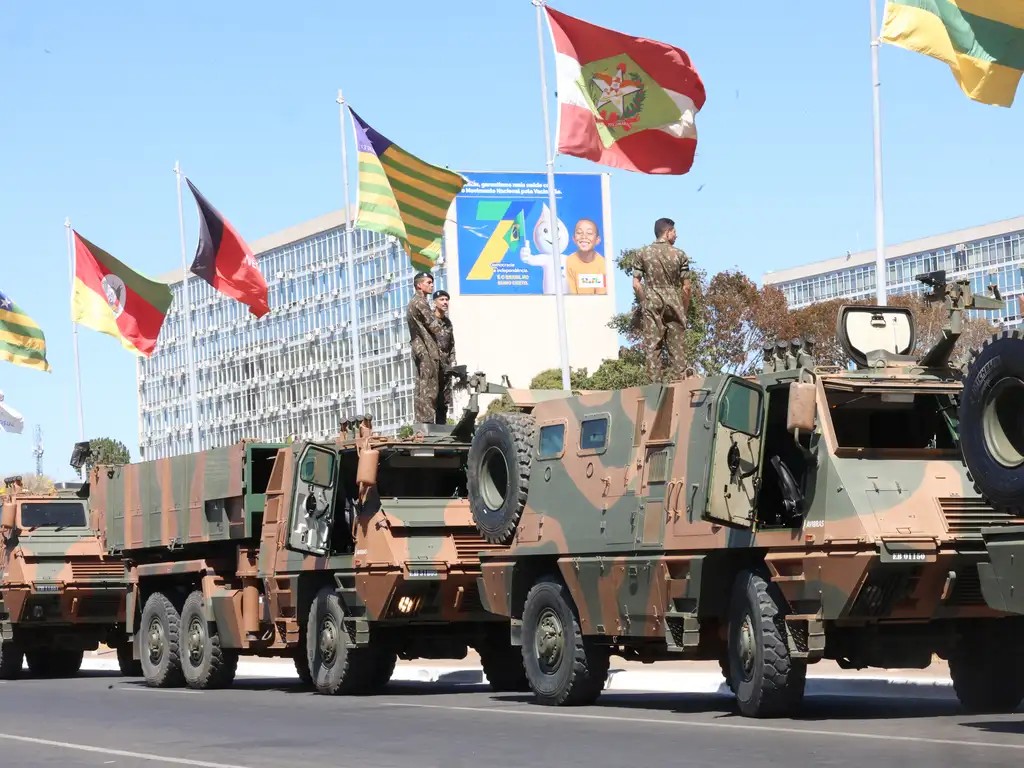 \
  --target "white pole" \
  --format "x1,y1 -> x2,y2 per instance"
65,218 -> 86,441
174,161 -> 202,452
870,0 -> 887,305
533,0 -> 572,390
336,90 -> 366,416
